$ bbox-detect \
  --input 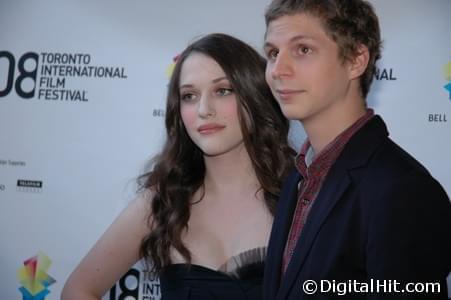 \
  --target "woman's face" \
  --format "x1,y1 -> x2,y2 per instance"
179,53 -> 244,157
